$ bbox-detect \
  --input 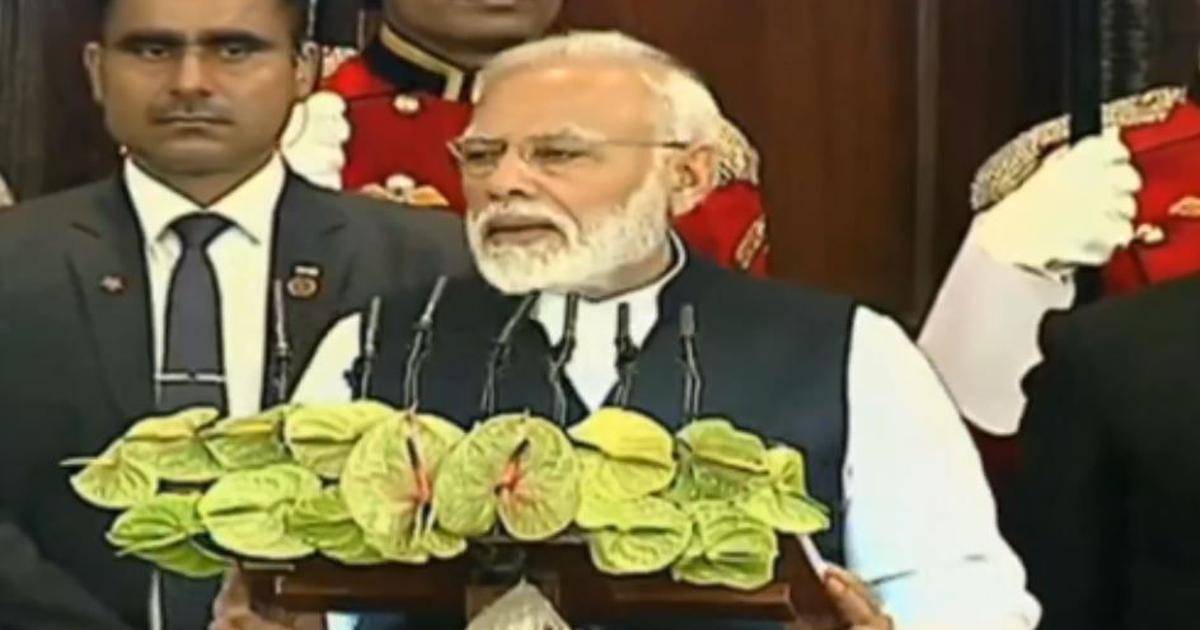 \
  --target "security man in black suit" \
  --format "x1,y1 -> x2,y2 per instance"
0,0 -> 469,628
1013,274 -> 1200,629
